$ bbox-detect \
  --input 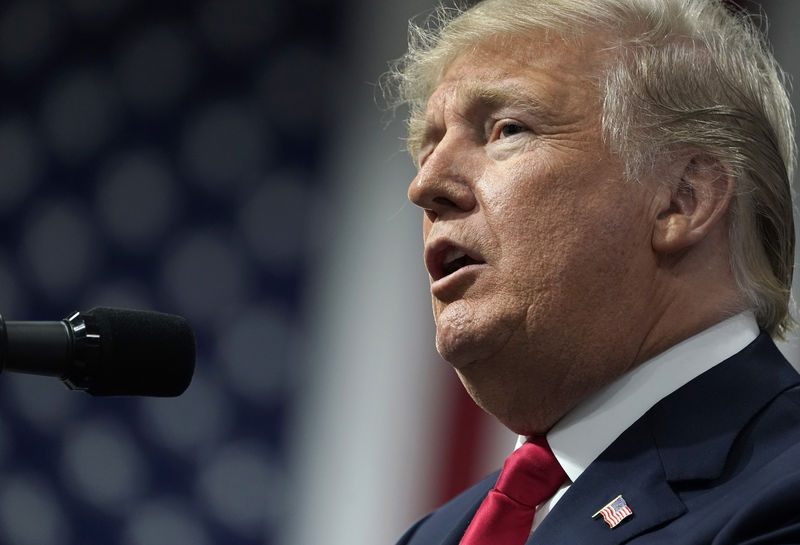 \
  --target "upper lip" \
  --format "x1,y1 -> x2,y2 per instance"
424,238 -> 486,281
